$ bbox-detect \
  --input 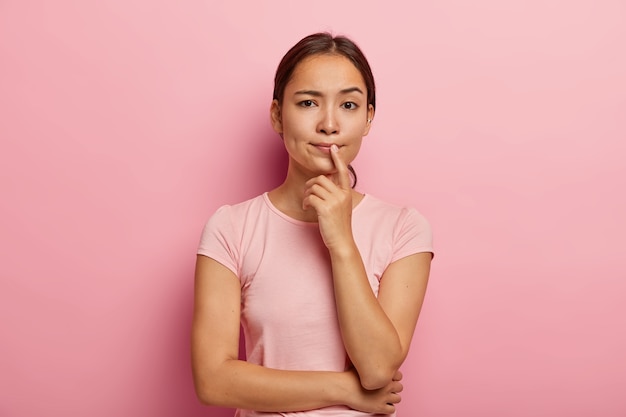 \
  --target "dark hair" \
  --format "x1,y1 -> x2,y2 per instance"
273,32 -> 376,188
